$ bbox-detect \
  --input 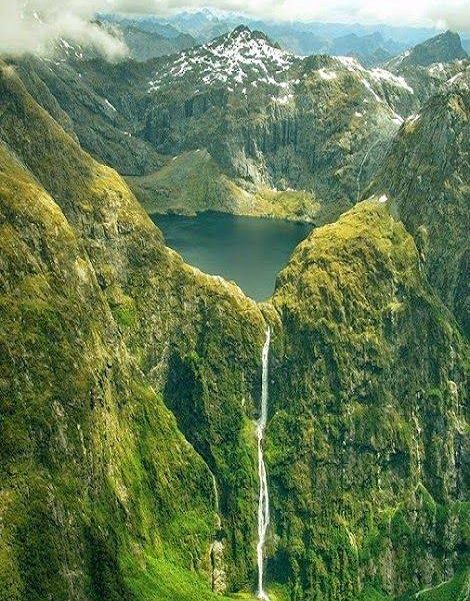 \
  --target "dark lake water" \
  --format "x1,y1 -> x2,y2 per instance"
152,212 -> 312,301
